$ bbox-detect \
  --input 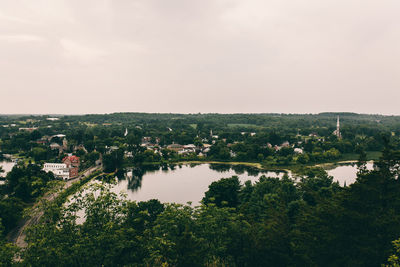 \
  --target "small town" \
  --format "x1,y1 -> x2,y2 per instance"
1,1 -> 400,266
